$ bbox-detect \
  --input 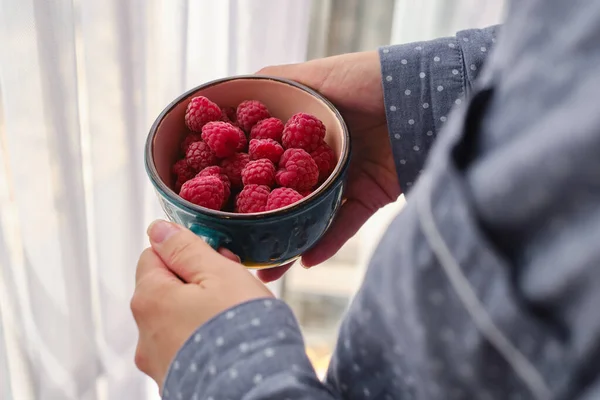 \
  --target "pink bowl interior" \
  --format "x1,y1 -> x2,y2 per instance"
152,77 -> 346,201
